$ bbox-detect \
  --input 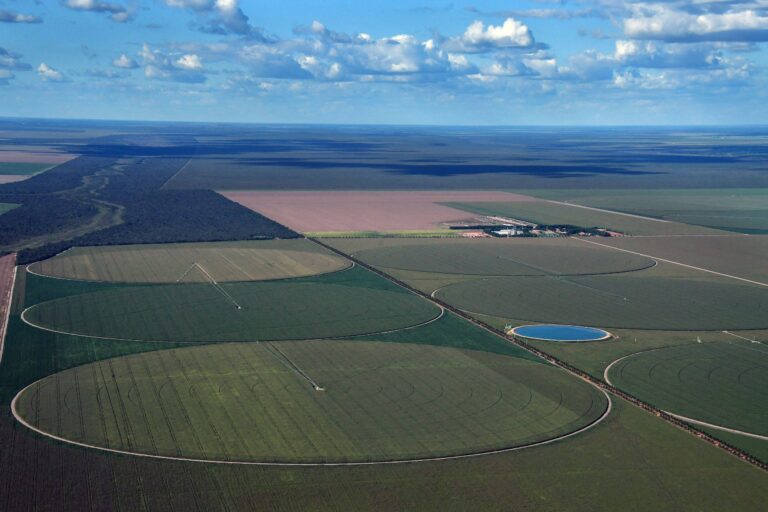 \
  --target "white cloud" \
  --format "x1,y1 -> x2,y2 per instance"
176,54 -> 203,70
447,18 -> 535,53
64,0 -> 132,23
163,0 -> 253,35
624,5 -> 768,42
0,10 -> 42,23
113,53 -> 138,69
140,44 -> 207,83
38,63 -> 66,82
